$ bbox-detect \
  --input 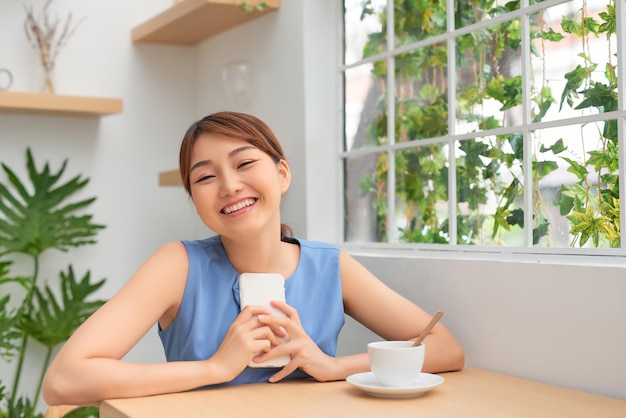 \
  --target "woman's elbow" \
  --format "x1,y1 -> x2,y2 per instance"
42,365 -> 76,406
450,344 -> 465,371
429,338 -> 465,373
43,372 -> 62,406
